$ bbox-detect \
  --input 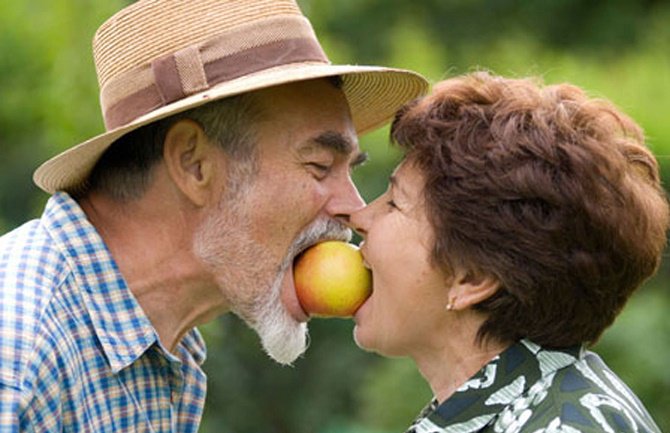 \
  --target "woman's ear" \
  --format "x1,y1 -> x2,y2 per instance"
447,268 -> 500,311
162,119 -> 221,207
